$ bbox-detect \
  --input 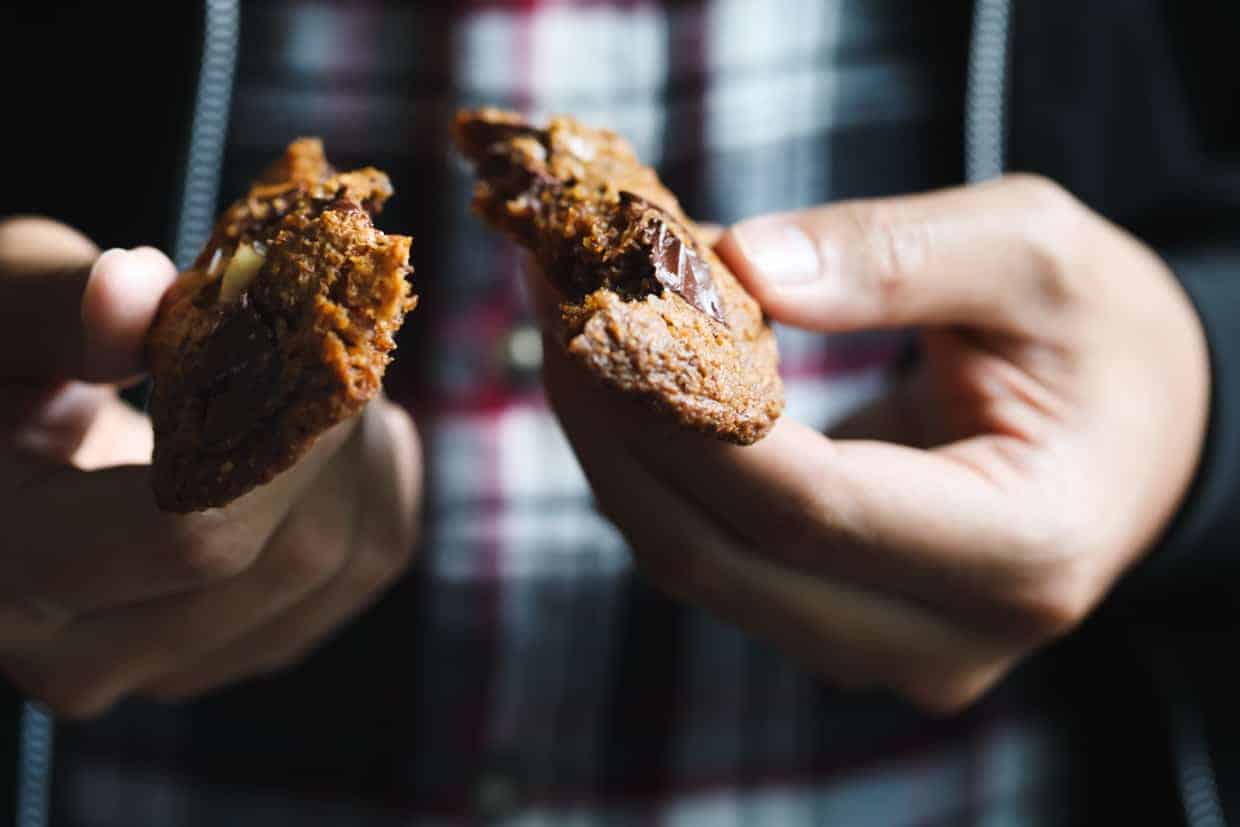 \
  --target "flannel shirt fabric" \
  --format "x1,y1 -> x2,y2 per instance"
52,2 -> 1078,824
